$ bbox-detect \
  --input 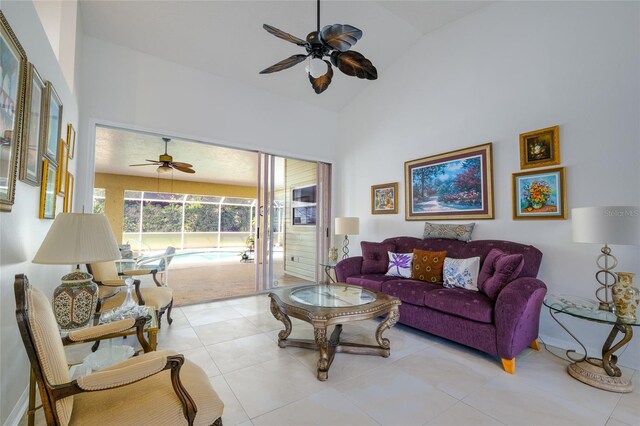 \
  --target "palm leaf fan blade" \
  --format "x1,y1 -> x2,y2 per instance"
320,24 -> 362,52
170,161 -> 193,168
263,24 -> 308,47
260,54 -> 309,74
308,61 -> 333,94
173,165 -> 195,174
331,50 -> 377,80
